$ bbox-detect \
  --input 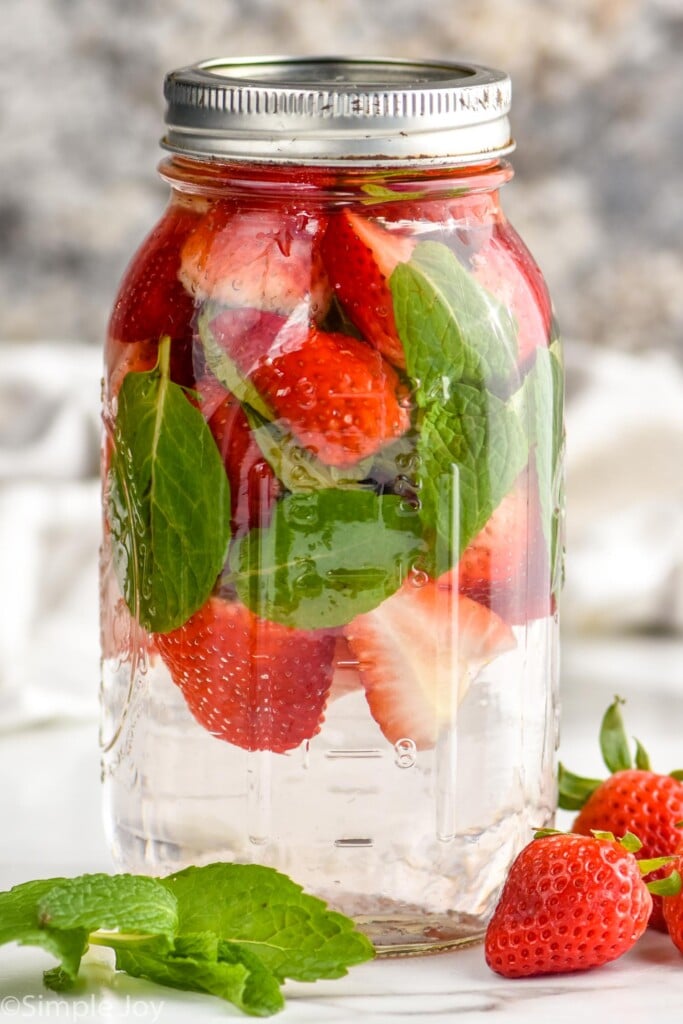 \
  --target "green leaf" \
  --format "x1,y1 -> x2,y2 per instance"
599,697 -> 633,773
161,863 -> 375,983
197,303 -> 273,419
230,488 -> 425,628
417,383 -> 528,568
108,337 -> 232,634
638,856 -> 676,875
516,343 -> 565,587
0,879 -> 88,988
38,874 -> 177,943
634,738 -> 652,771
647,870 -> 682,897
557,763 -> 603,811
618,832 -> 643,854
244,407 -> 373,493
390,240 -> 519,396
116,937 -> 284,1018
670,771 -> 683,782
